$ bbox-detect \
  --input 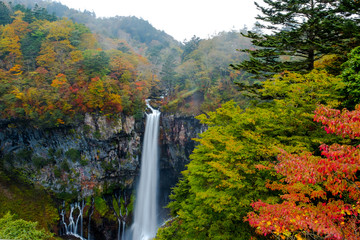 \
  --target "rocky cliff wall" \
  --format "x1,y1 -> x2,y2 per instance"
0,113 -> 205,195
158,114 -> 206,213
0,112 -> 205,239
0,113 -> 144,197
